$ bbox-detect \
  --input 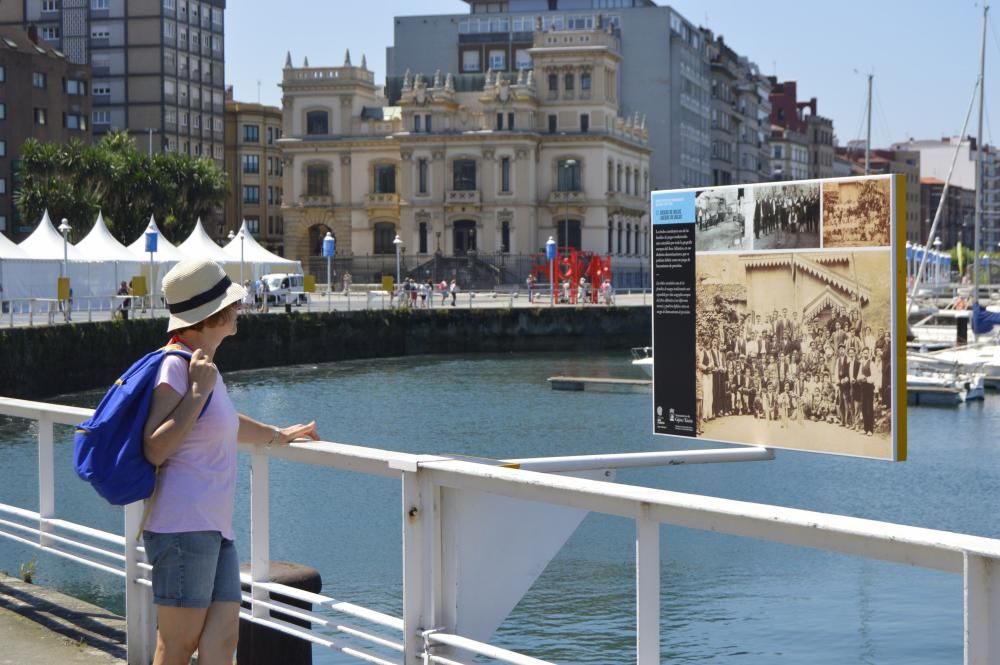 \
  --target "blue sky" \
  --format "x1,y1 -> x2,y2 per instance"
225,1 -> 999,149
